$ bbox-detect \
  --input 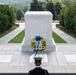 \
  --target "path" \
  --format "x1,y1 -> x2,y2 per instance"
0,23 -> 25,44
52,23 -> 76,44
